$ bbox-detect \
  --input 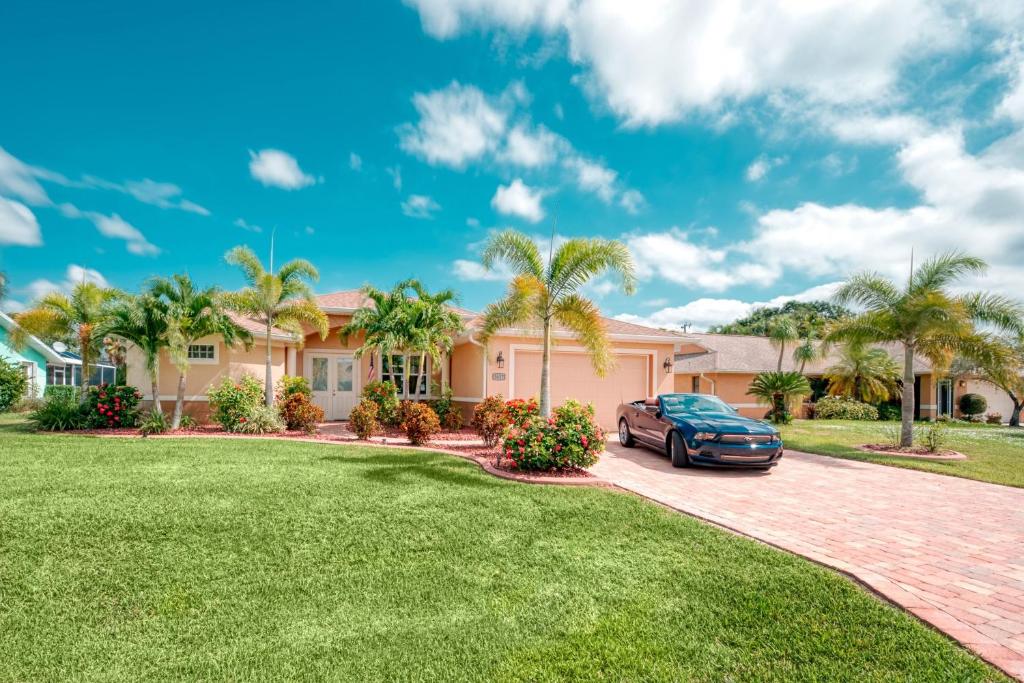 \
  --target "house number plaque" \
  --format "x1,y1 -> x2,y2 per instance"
491,372 -> 506,381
